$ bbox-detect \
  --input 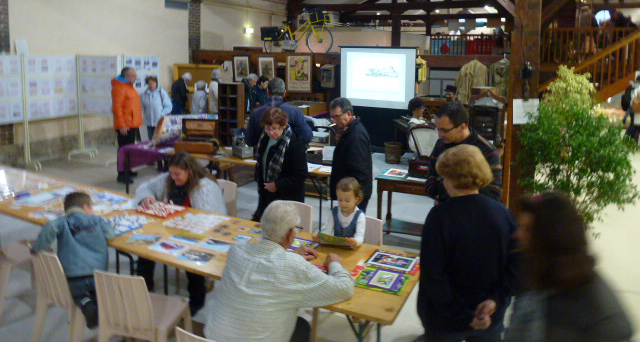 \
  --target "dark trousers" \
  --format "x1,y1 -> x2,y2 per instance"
147,126 -> 156,141
290,317 -> 311,342
67,275 -> 98,327
171,101 -> 185,114
136,258 -> 205,308
116,127 -> 140,176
